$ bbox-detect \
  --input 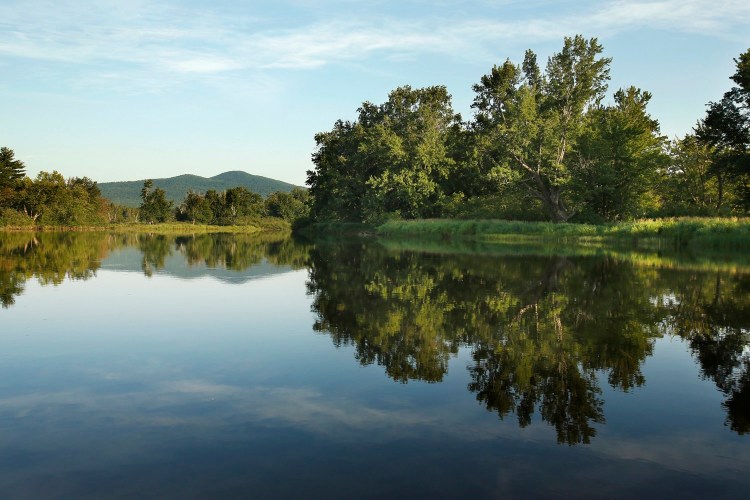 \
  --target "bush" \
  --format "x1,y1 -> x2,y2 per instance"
0,208 -> 35,227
